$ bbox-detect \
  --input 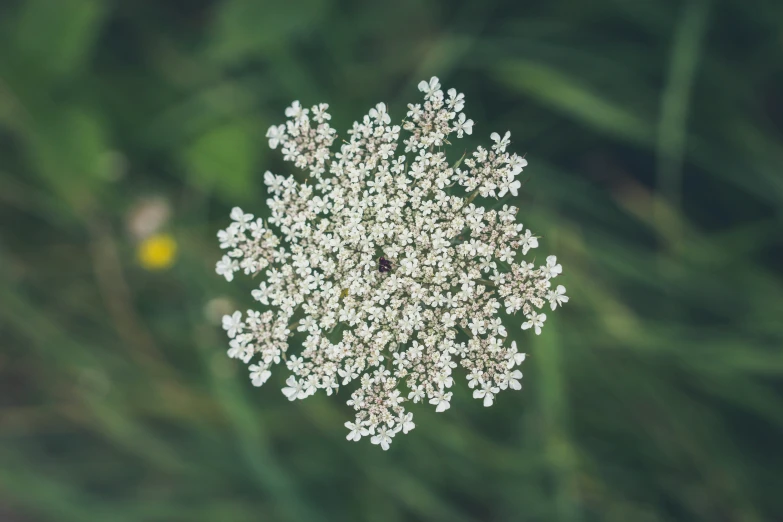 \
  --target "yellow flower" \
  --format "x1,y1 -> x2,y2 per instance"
137,233 -> 177,270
